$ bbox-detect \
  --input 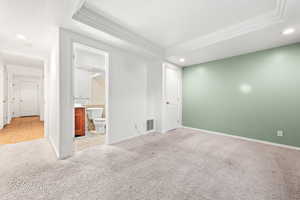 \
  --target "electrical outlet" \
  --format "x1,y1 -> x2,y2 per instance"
277,130 -> 284,137
135,123 -> 142,134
